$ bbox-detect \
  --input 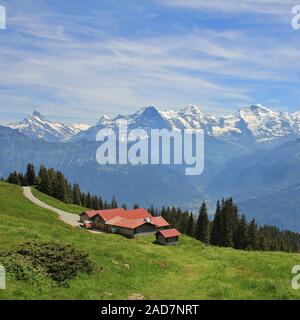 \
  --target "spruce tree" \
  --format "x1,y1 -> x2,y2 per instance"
7,171 -> 20,185
26,163 -> 36,186
196,201 -> 209,243
222,198 -> 238,247
186,213 -> 195,237
72,184 -> 81,206
54,171 -> 70,203
111,196 -> 118,208
211,200 -> 223,246
86,193 -> 92,209
234,215 -> 249,250
248,219 -> 259,250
